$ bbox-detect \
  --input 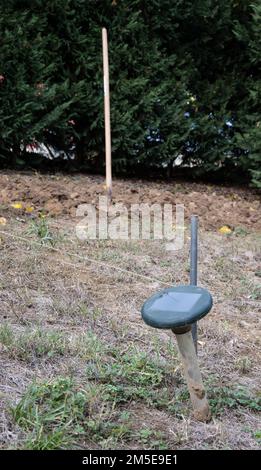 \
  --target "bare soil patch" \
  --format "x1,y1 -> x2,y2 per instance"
0,170 -> 260,231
